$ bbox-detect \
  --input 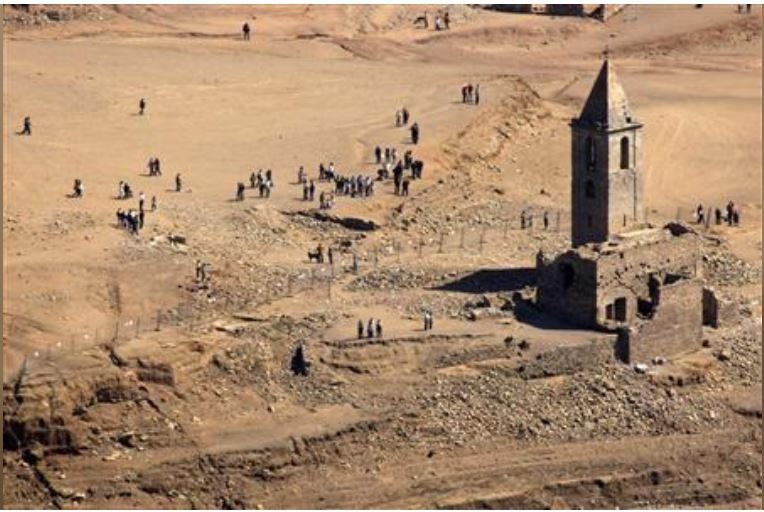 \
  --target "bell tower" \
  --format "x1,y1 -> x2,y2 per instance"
570,58 -> 644,247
